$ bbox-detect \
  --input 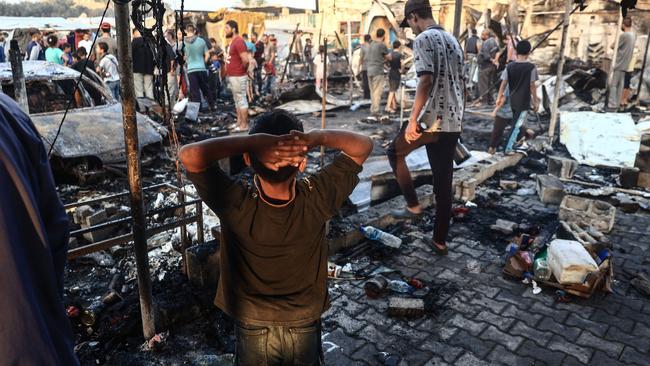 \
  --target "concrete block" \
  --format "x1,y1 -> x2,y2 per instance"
559,195 -> 616,233
185,241 -> 220,288
74,205 -> 94,225
619,167 -> 640,189
388,297 -> 425,318
82,209 -> 112,242
491,219 -> 518,235
461,178 -> 478,202
500,180 -> 519,190
547,156 -> 579,179
536,174 -> 565,205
